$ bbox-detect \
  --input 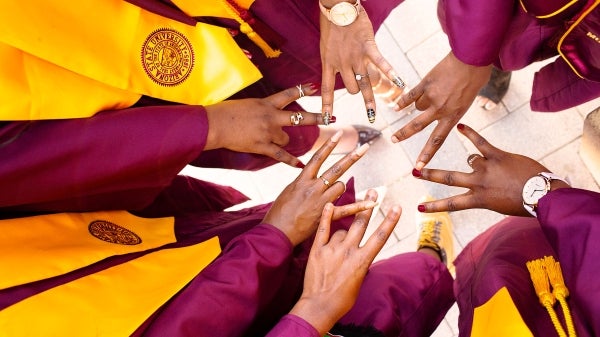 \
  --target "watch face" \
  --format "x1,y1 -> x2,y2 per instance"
330,2 -> 358,26
522,175 -> 549,205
